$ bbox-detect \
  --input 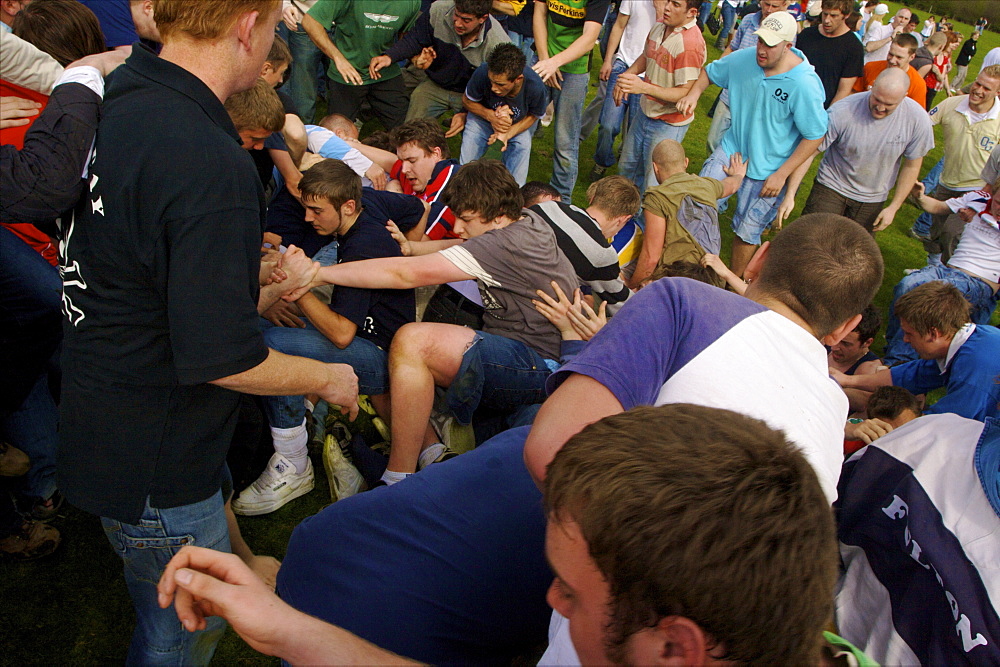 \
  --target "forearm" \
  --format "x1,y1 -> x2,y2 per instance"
492,0 -> 518,16
839,368 -> 893,392
864,35 -> 893,53
687,69 -> 713,100
507,115 -> 537,138
409,238 -> 463,255
302,14 -> 345,62
316,257 -> 422,289
784,151 -> 818,201
463,96 -> 495,123
297,292 -> 357,348
546,23 -> 602,69
532,3 -> 549,60
604,13 -> 629,61
831,77 -> 856,105
347,140 -> 397,173
258,282 -> 288,314
916,191 -> 951,215
629,213 -> 665,287
644,80 -> 697,105
626,53 -> 647,76
776,138 -> 823,181
210,349 -> 332,397
283,115 -> 307,166
720,174 -> 745,199
887,158 -> 923,211
277,607 -> 420,665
